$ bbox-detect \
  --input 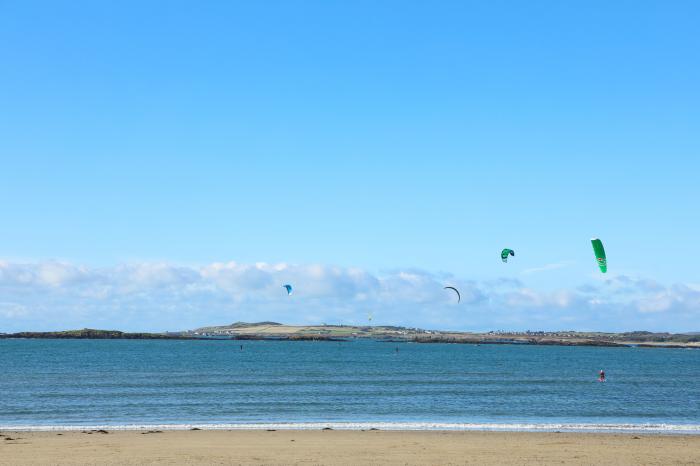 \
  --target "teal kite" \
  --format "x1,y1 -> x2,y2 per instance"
501,248 -> 515,263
